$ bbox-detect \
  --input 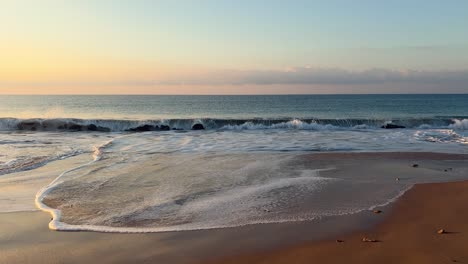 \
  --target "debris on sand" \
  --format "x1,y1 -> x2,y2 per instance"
362,237 -> 379,242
